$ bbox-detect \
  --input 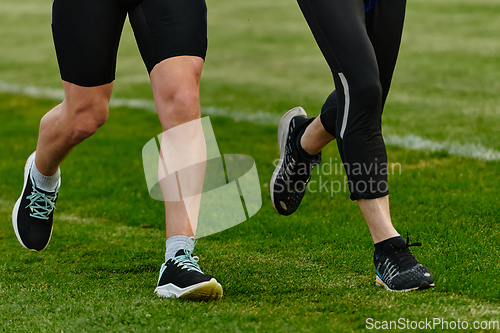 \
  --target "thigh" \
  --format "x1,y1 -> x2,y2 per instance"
366,0 -> 407,105
299,0 -> 381,138
52,0 -> 127,87
128,0 -> 208,73
297,0 -> 379,86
